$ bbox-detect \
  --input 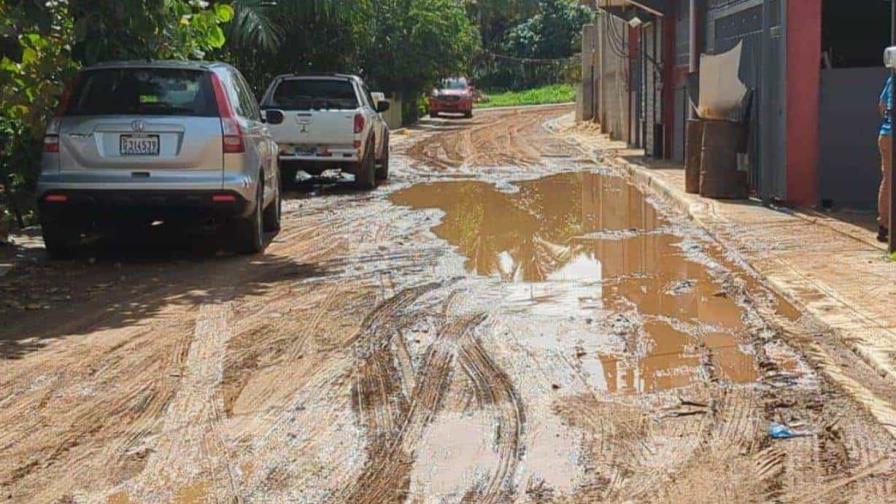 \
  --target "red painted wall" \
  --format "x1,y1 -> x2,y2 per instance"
786,0 -> 822,206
